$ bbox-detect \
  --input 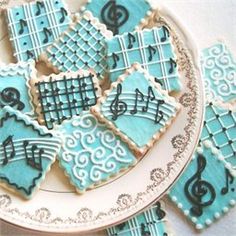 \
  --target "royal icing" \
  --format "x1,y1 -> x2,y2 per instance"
0,106 -> 61,199
6,0 -> 71,62
91,63 -> 181,156
106,27 -> 181,92
55,112 -> 136,193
